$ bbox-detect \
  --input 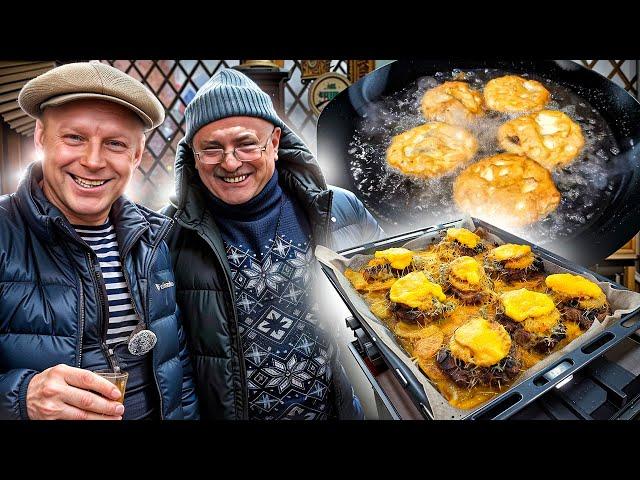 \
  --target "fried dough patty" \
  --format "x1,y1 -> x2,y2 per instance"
498,110 -> 584,170
483,75 -> 550,113
453,153 -> 560,227
387,122 -> 478,178
421,81 -> 484,124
